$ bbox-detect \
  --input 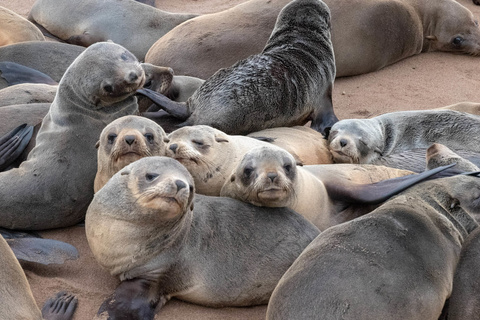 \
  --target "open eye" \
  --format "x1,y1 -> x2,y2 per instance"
192,140 -> 204,146
103,84 -> 114,93
107,133 -> 117,144
144,133 -> 154,144
145,173 -> 159,182
475,20 -> 479,27
284,164 -> 292,173
121,52 -> 130,61
452,36 -> 463,46
189,184 -> 194,192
